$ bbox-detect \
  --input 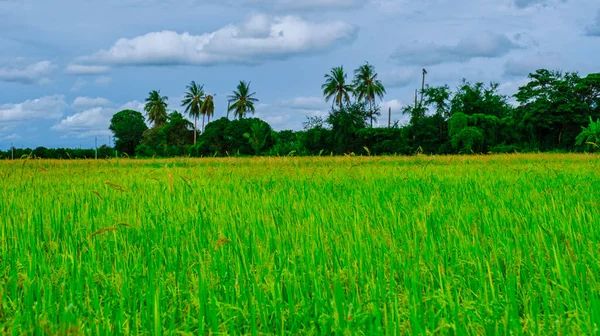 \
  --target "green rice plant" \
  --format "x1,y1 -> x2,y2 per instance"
0,154 -> 599,334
